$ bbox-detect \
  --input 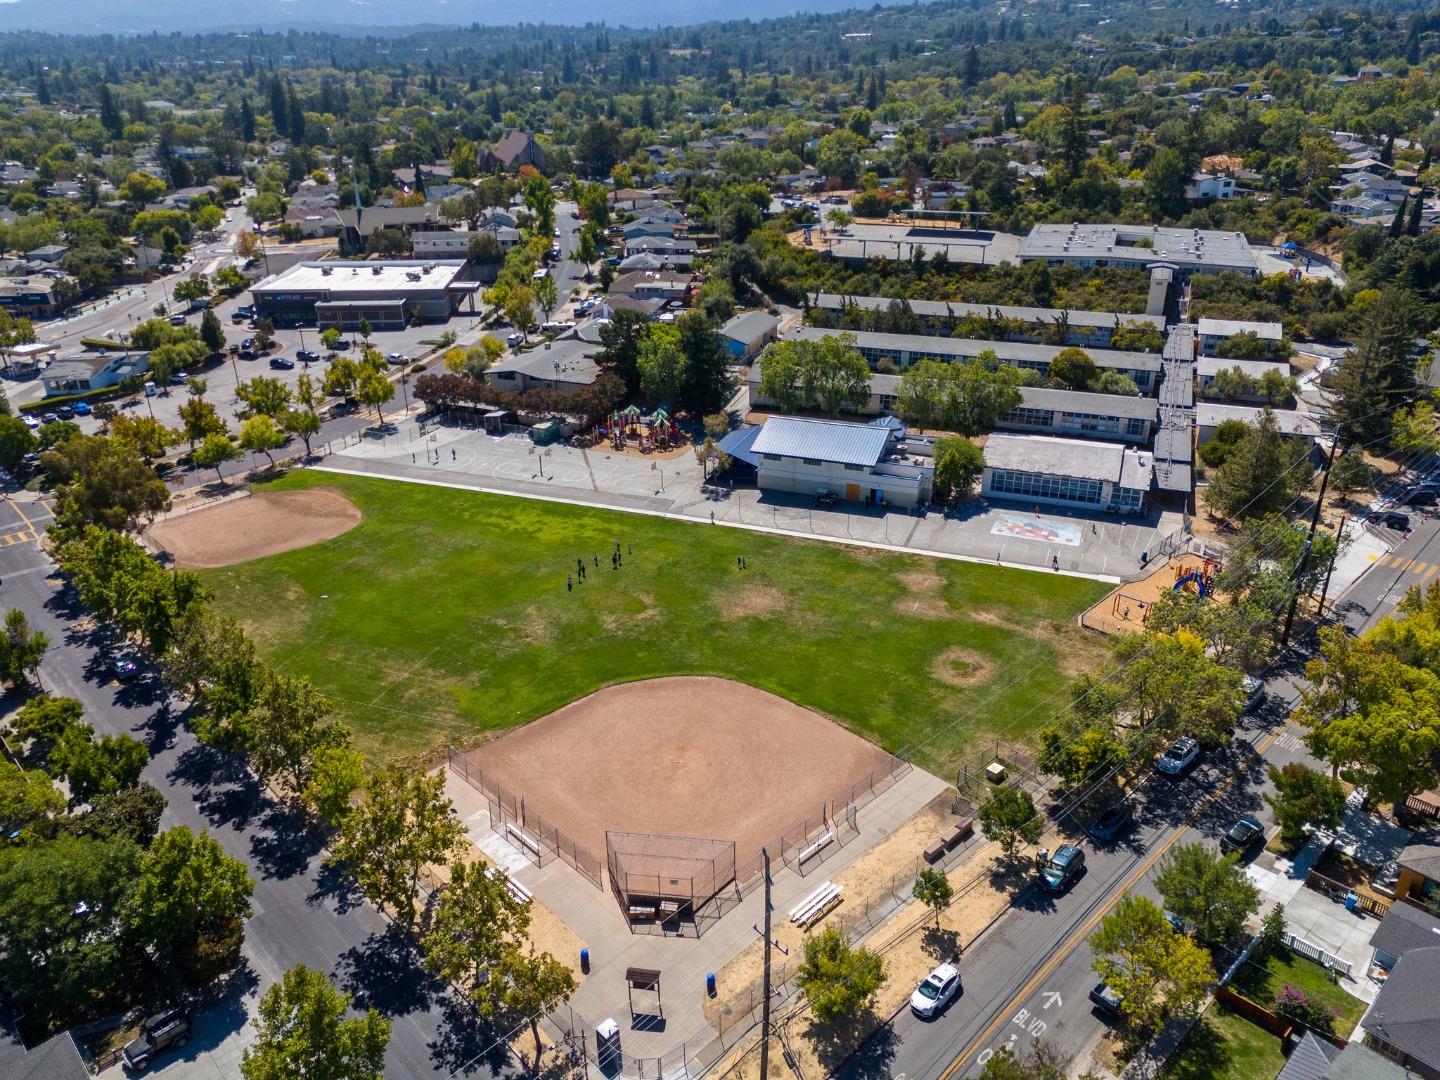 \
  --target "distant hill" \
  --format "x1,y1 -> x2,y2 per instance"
0,0 -> 910,32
